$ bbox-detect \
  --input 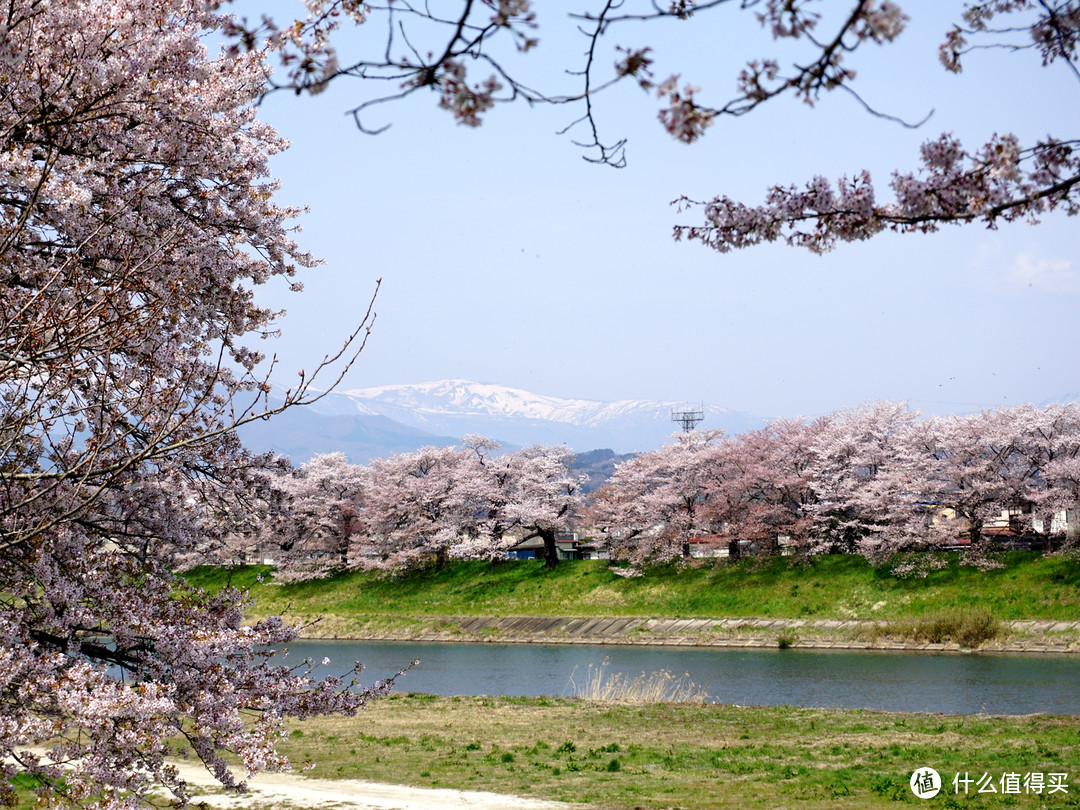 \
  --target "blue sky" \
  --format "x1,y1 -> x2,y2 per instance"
243,3 -> 1079,420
